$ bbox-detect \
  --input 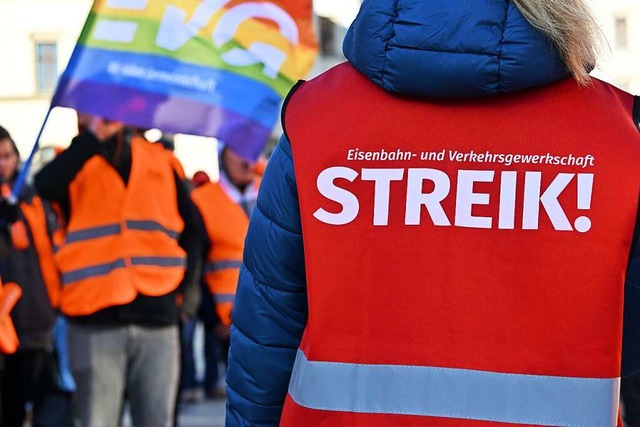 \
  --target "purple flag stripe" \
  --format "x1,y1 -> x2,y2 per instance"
56,78 -> 271,161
